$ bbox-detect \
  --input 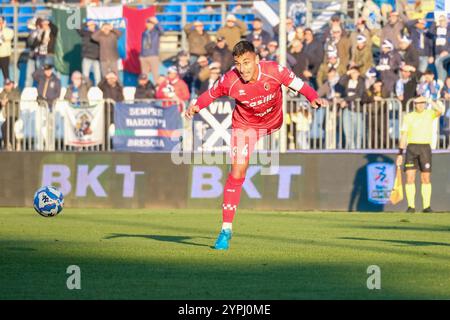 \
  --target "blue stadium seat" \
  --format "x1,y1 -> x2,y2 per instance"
1,7 -> 14,25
